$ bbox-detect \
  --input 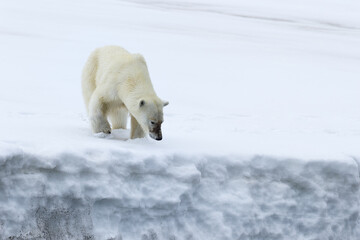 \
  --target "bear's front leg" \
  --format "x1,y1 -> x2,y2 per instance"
130,115 -> 145,139
88,93 -> 111,134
